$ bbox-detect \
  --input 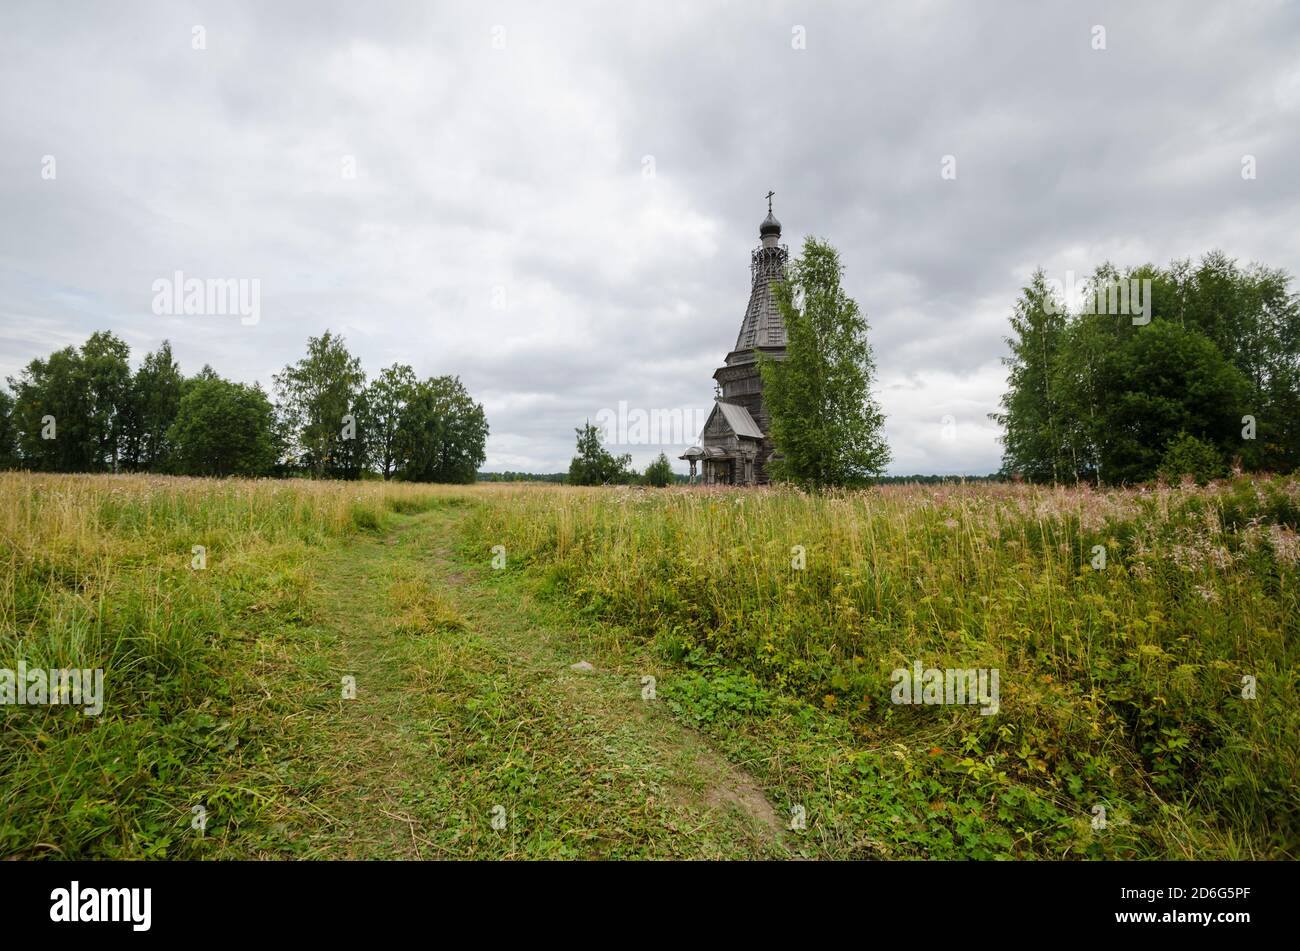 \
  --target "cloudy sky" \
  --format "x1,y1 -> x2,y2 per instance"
2,0 -> 1298,474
